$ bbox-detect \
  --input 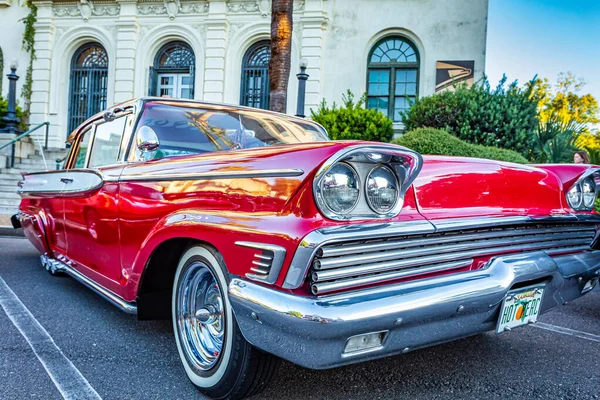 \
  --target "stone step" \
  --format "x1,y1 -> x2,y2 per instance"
0,198 -> 20,207
0,173 -> 24,181
9,167 -> 49,174
0,192 -> 19,200
0,184 -> 19,192
20,157 -> 55,164
0,207 -> 18,215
